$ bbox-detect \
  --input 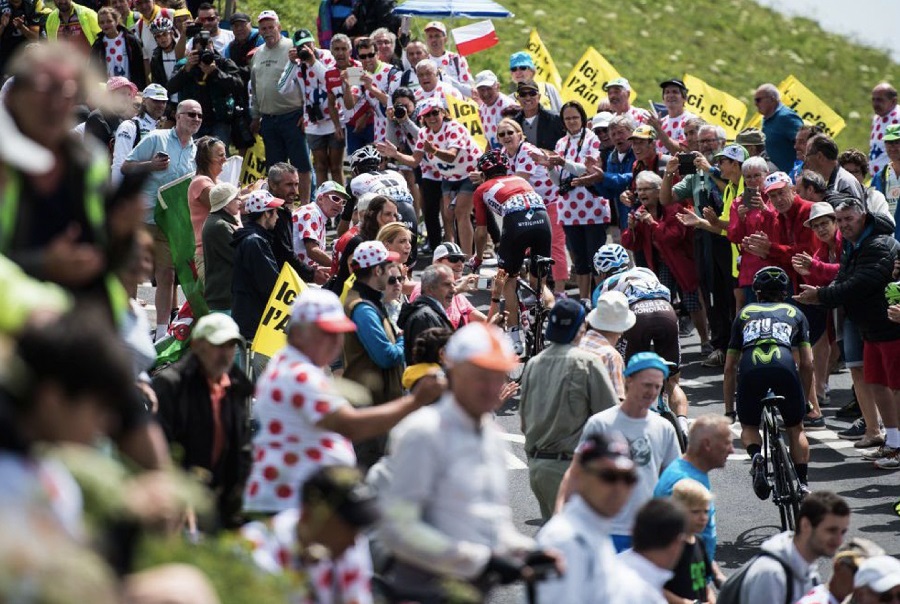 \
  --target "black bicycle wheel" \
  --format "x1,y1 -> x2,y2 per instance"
660,409 -> 688,453
771,435 -> 800,531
